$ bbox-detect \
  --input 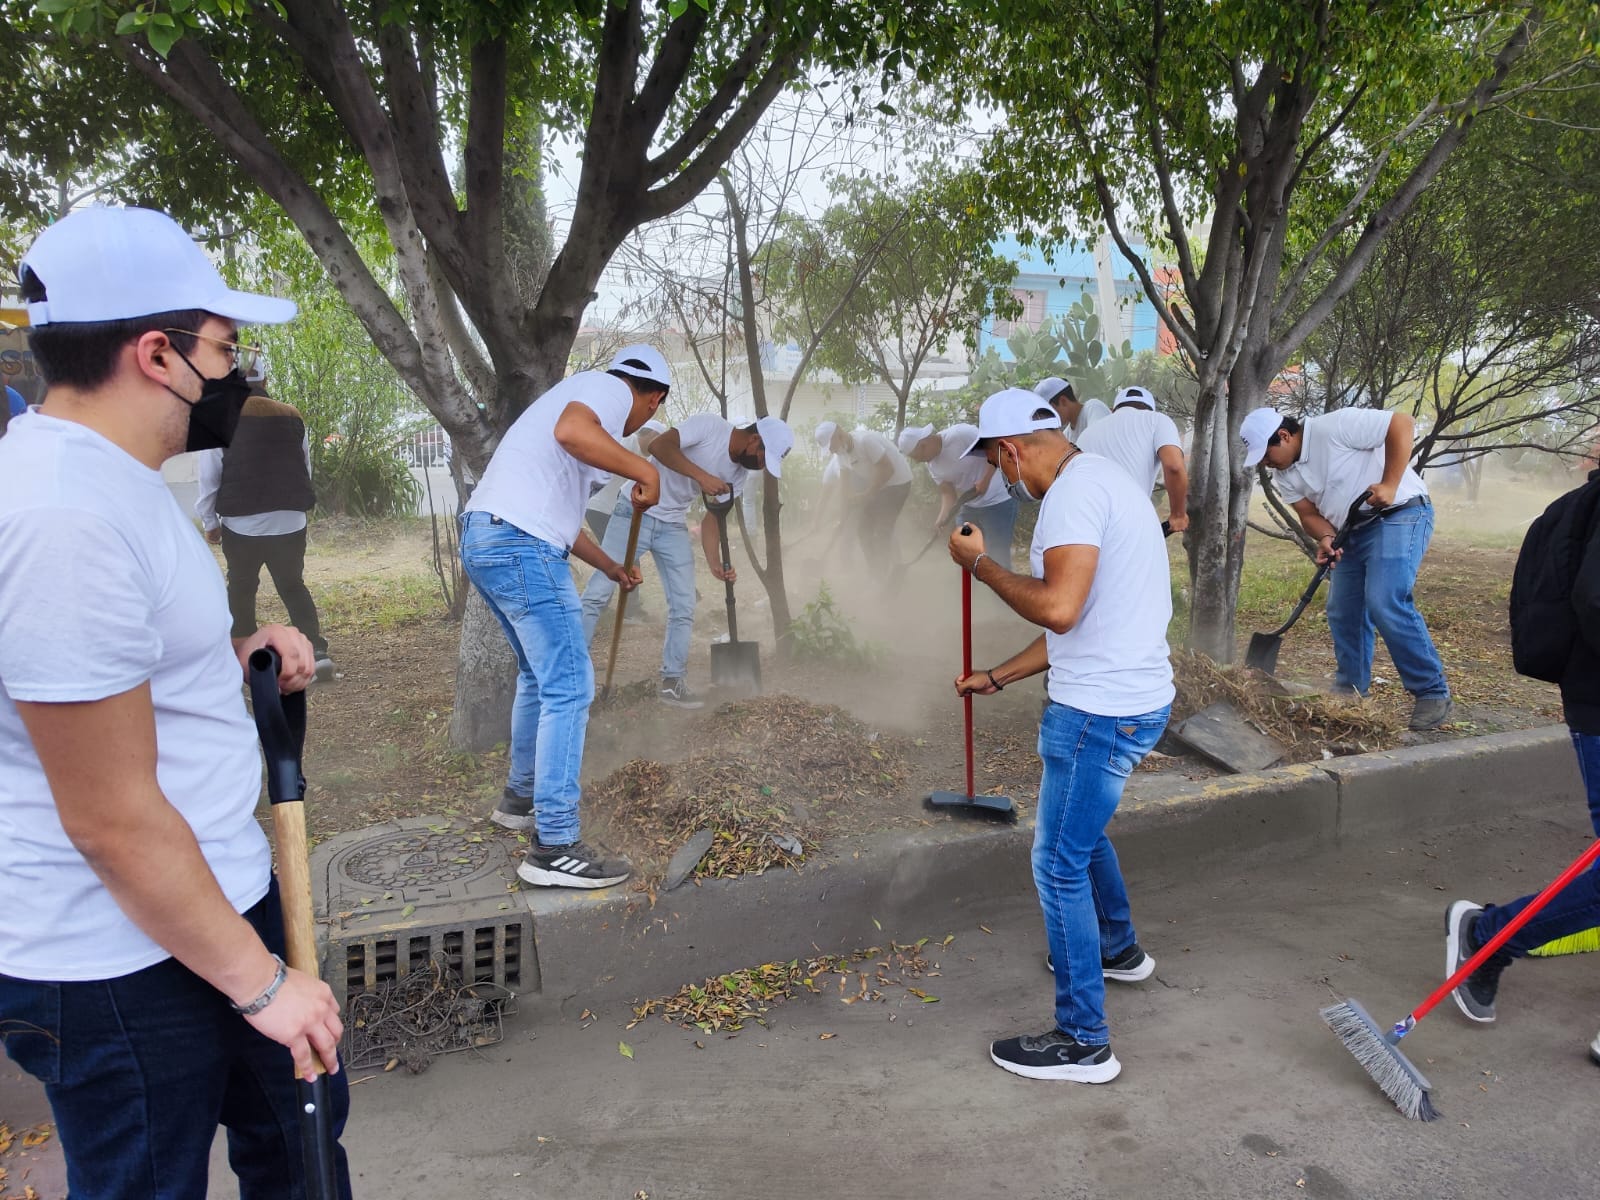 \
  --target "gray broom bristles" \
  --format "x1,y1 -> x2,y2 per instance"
1320,998 -> 1440,1122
